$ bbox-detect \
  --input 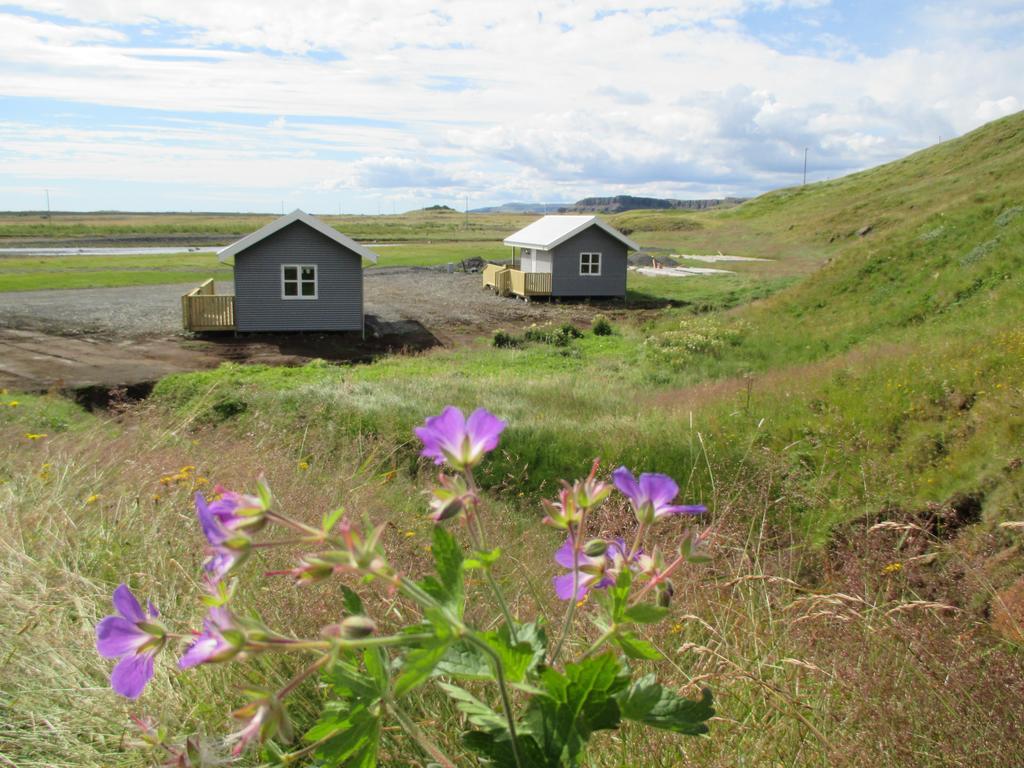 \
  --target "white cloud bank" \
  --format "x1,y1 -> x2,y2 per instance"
0,0 -> 1022,211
